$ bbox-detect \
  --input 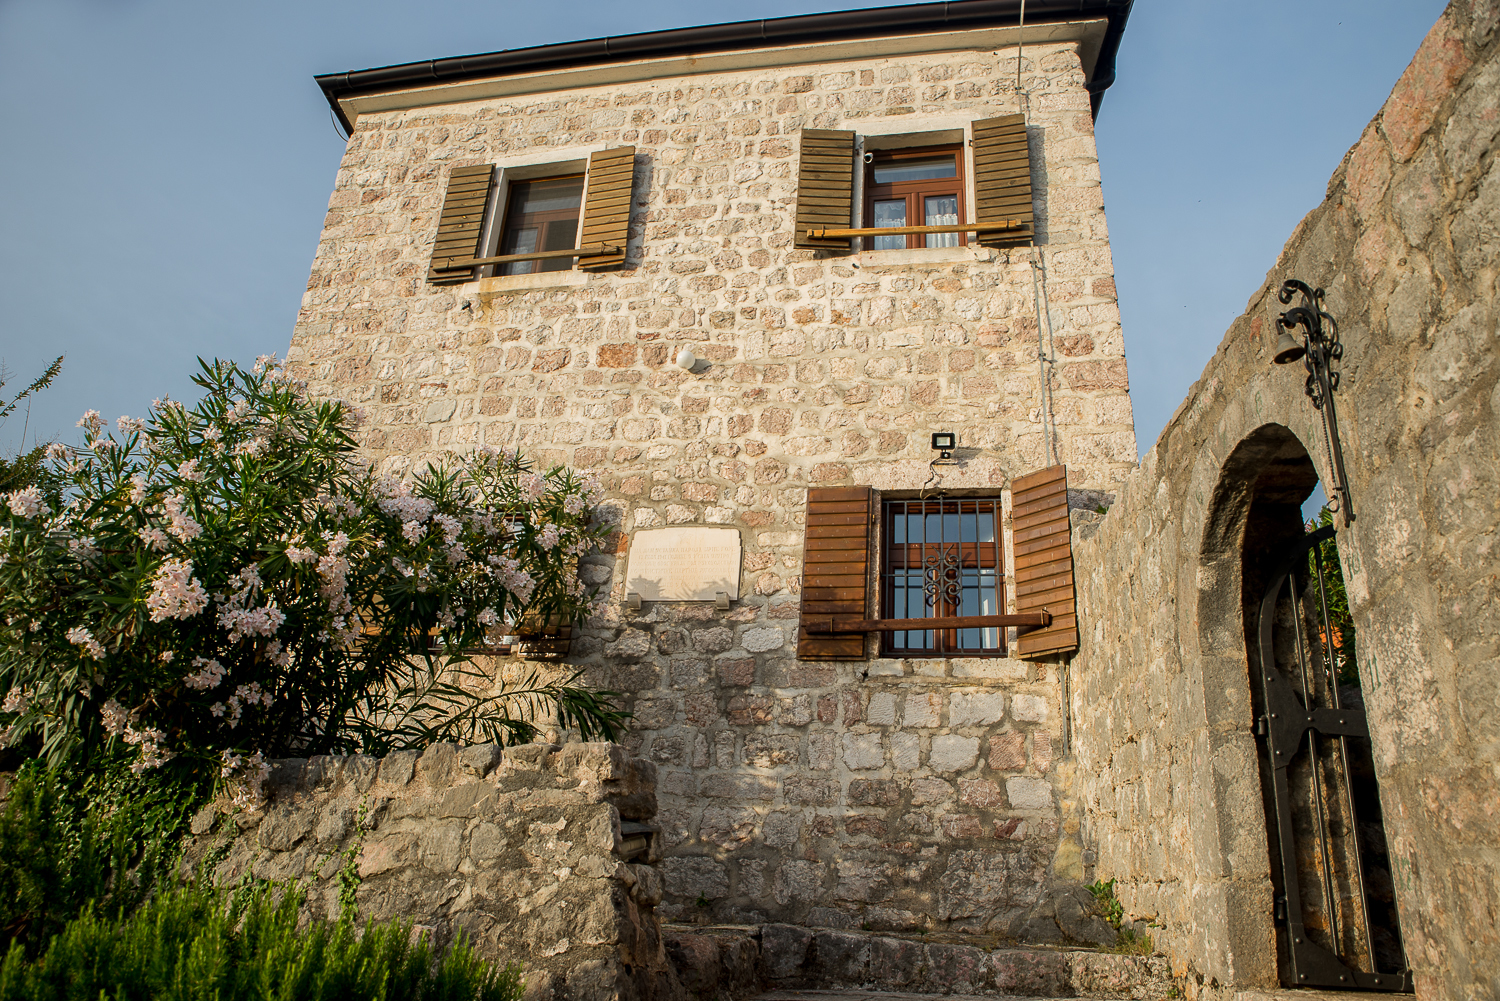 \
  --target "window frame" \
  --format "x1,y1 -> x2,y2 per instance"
474,157 -> 590,279
879,494 -> 1008,658
862,142 -> 968,251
